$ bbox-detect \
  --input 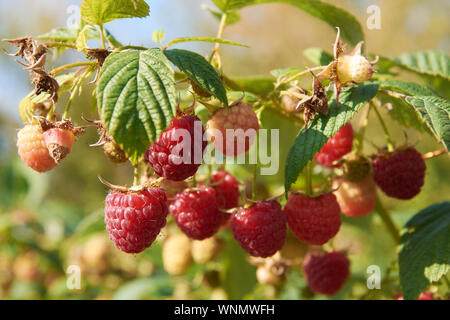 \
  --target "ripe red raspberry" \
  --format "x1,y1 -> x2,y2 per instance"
17,124 -> 56,173
206,102 -> 259,156
169,187 -> 222,240
104,187 -> 168,253
284,193 -> 341,245
146,115 -> 207,181
396,291 -> 433,300
230,201 -> 287,258
210,170 -> 240,210
372,147 -> 426,199
314,123 -> 354,167
303,251 -> 350,296
43,128 -> 75,163
332,175 -> 377,217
